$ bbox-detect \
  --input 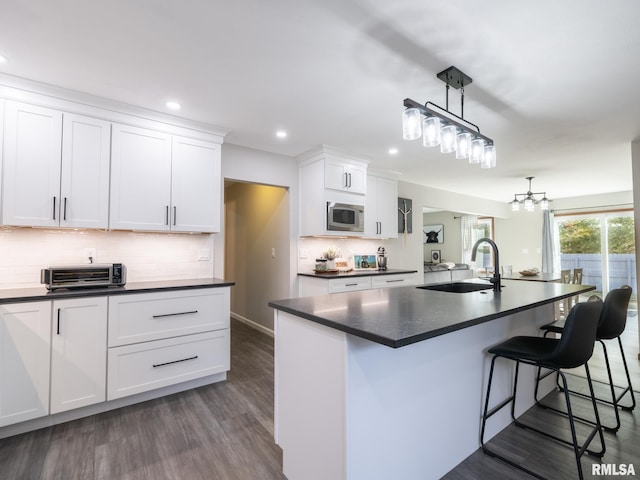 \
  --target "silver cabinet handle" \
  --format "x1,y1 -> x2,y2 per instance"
57,308 -> 61,335
63,197 -> 68,221
348,172 -> 352,188
152,310 -> 198,318
165,206 -> 169,225
386,279 -> 403,283
344,172 -> 349,188
52,197 -> 57,220
345,283 -> 358,286
153,355 -> 198,368
173,206 -> 177,226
